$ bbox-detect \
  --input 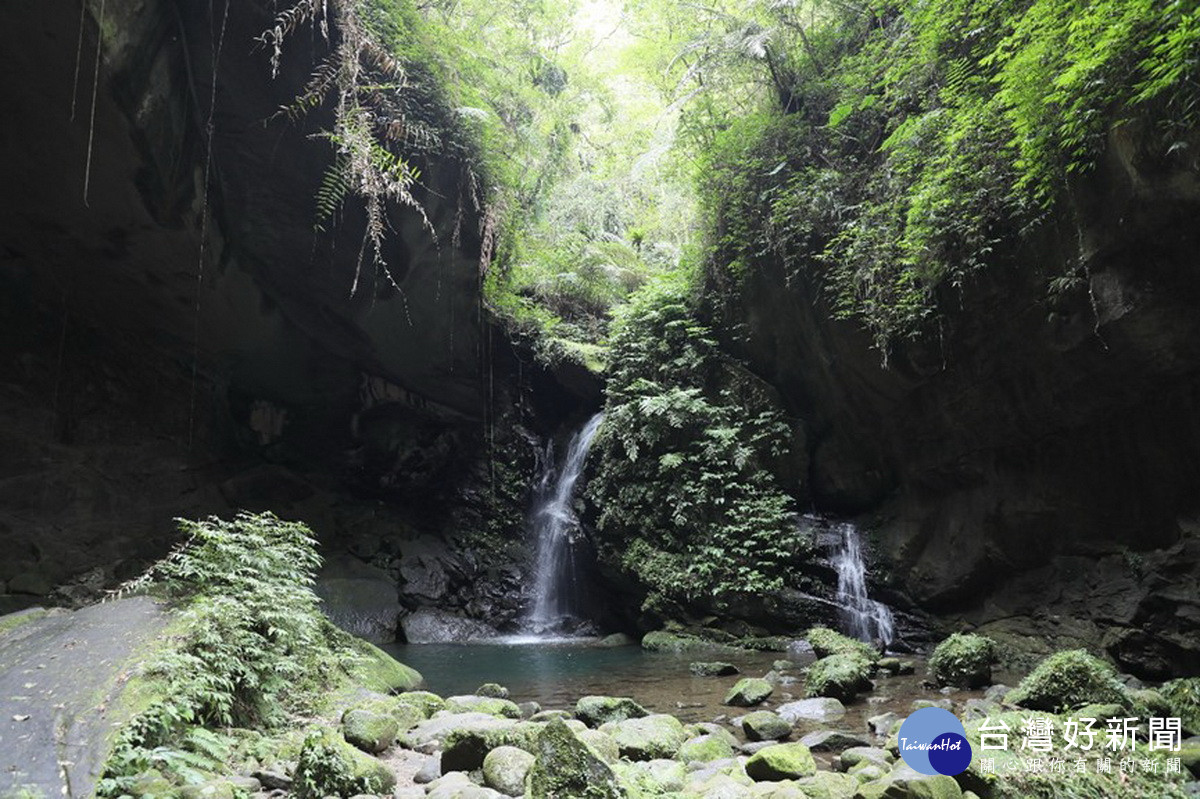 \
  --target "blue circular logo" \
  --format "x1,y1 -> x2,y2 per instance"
896,707 -> 973,775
